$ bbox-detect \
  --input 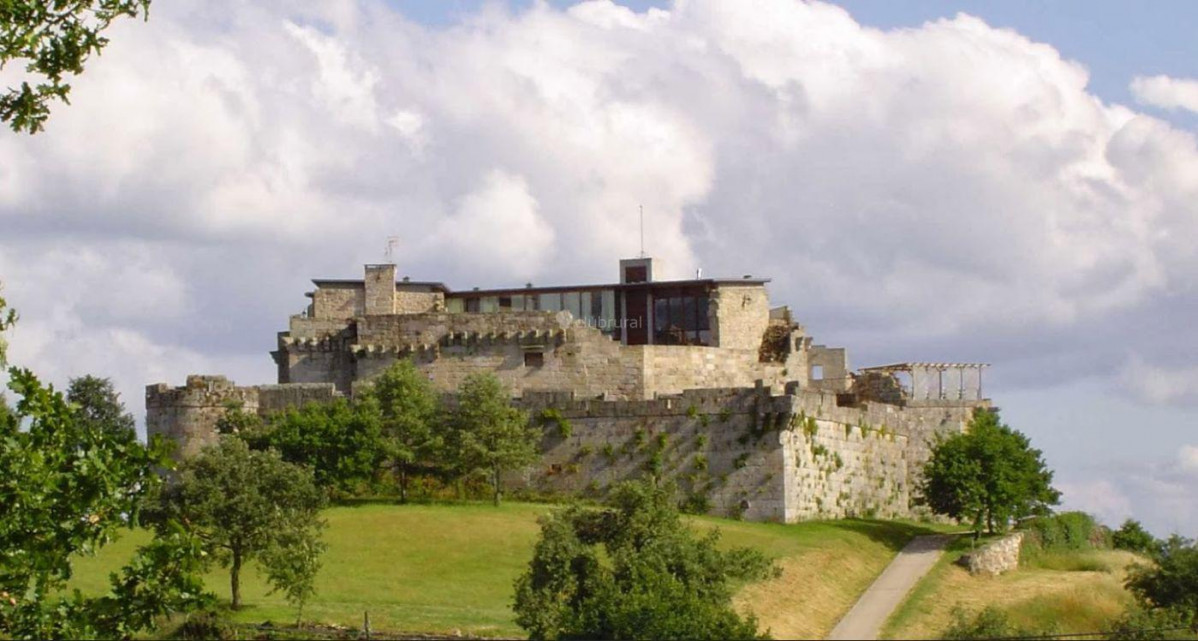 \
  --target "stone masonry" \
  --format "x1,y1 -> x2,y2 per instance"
959,532 -> 1024,576
147,258 -> 990,522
